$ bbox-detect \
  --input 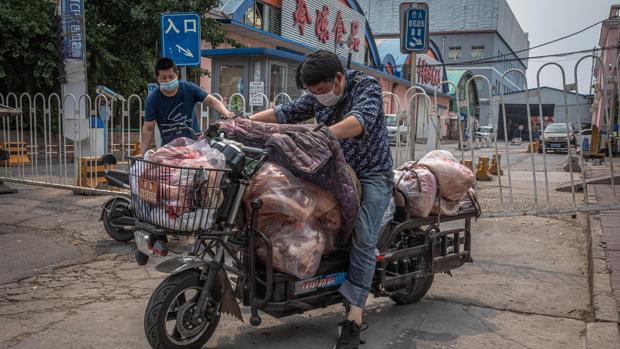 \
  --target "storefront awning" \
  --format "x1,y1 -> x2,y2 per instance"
202,47 -> 305,62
